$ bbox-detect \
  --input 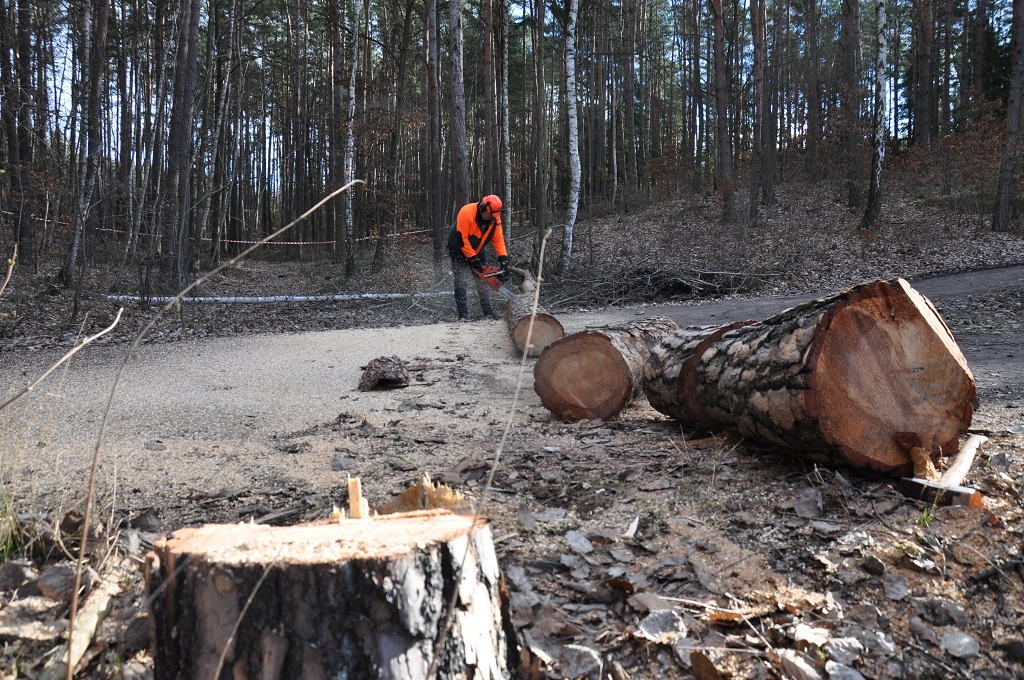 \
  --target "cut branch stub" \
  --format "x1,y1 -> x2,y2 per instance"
643,279 -> 975,474
534,316 -> 679,421
145,511 -> 511,679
